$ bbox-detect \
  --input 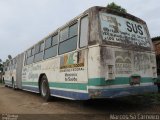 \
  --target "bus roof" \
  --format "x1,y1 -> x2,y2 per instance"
19,6 -> 147,53
94,6 -> 146,24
